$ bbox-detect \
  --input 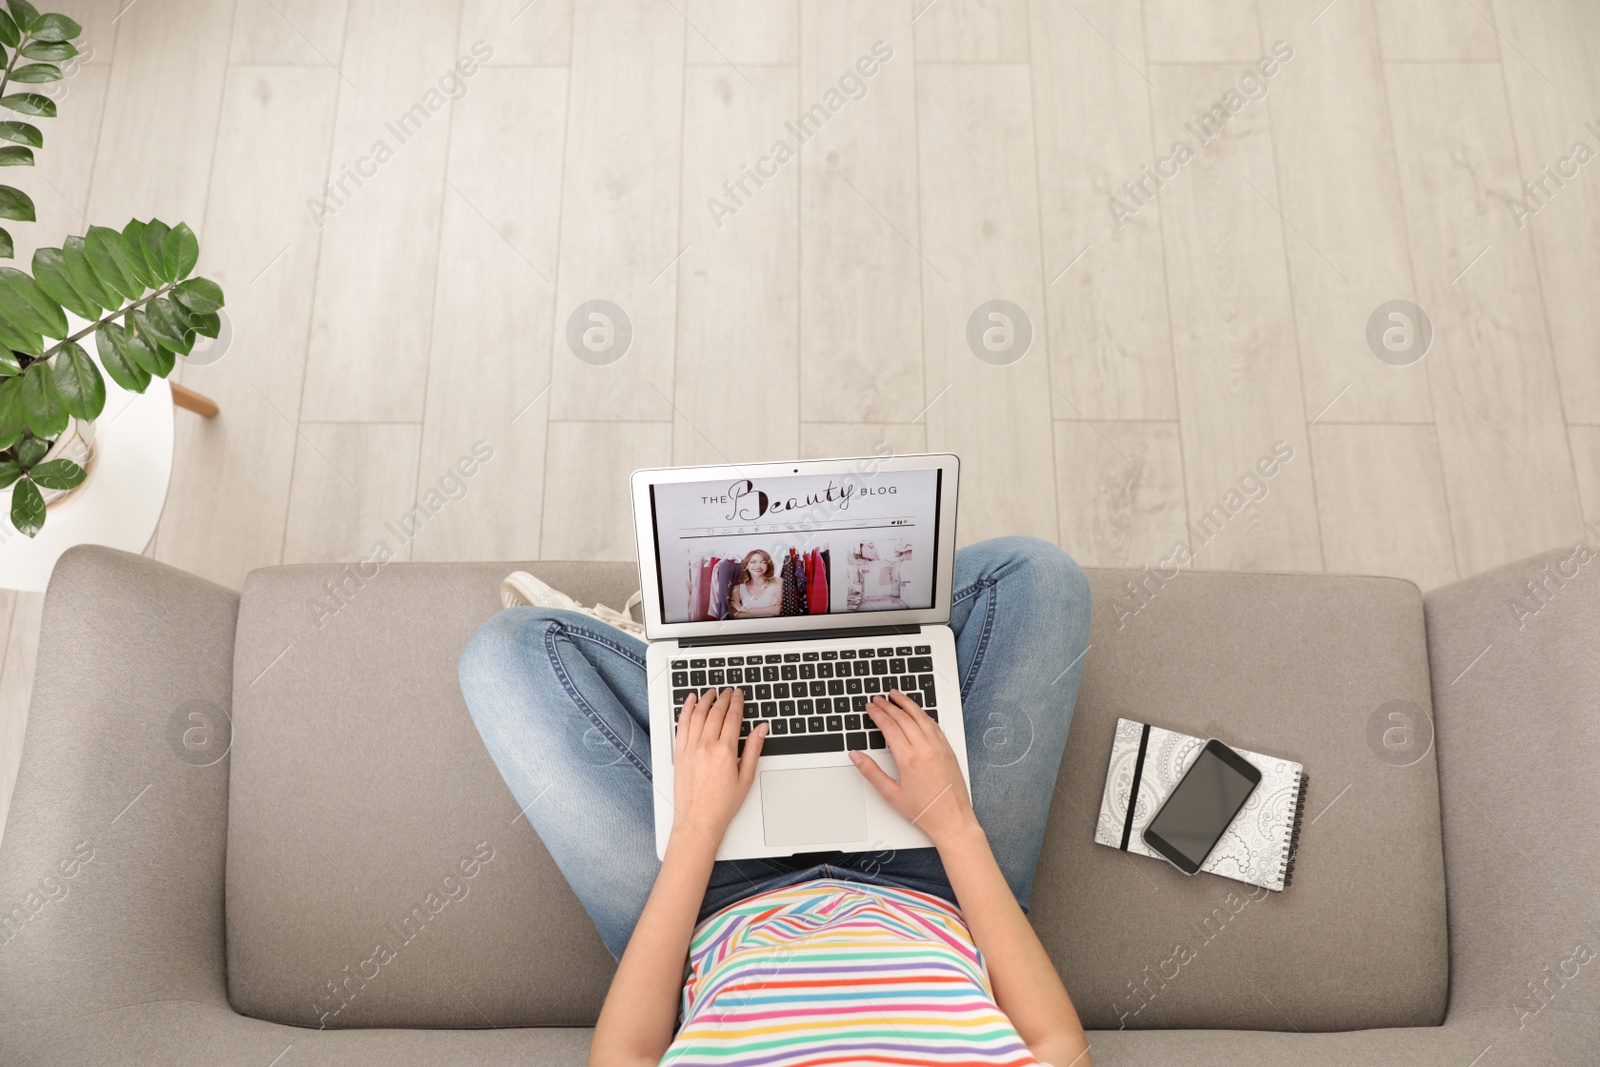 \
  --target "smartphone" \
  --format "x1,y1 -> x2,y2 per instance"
1142,739 -> 1262,876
